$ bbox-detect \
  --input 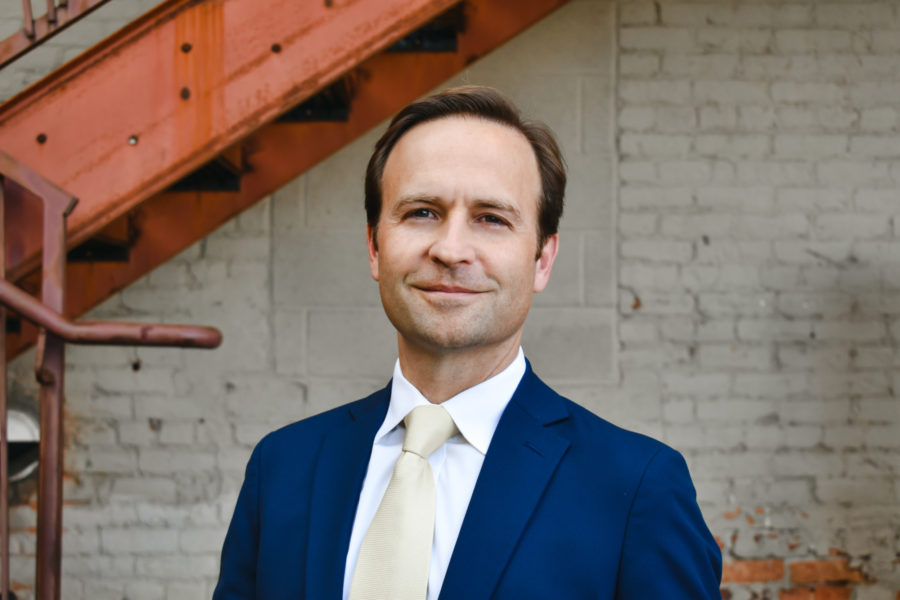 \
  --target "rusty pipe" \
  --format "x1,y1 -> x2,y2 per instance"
0,278 -> 221,348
